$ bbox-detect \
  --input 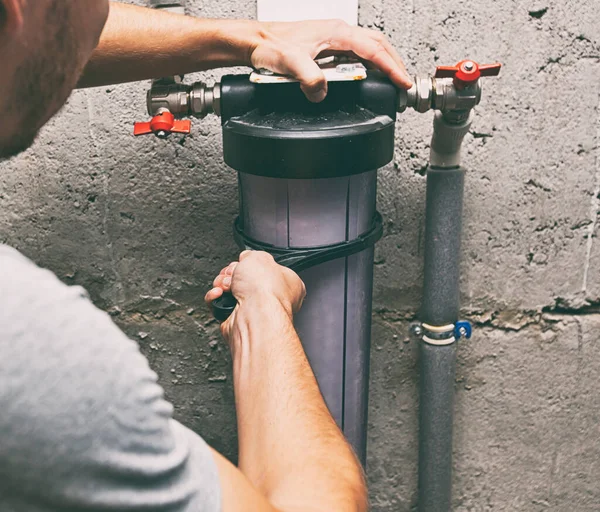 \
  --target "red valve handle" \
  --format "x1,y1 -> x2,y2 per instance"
434,60 -> 501,88
133,111 -> 191,137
